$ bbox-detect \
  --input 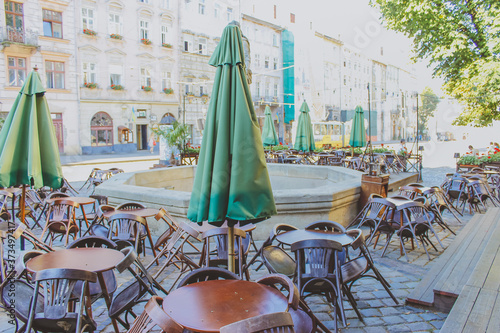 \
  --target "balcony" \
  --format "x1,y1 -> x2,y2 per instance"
1,26 -> 38,47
